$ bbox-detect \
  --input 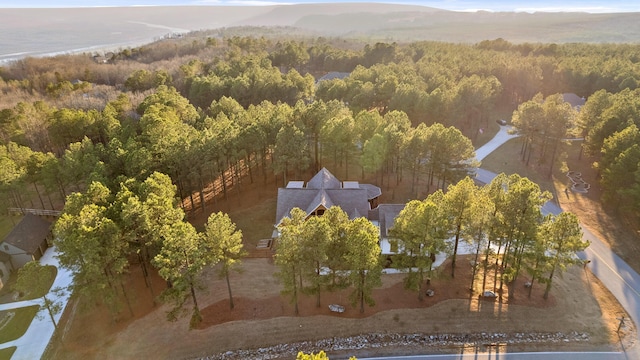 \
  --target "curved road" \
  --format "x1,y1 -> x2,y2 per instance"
472,125 -> 640,359
359,125 -> 639,360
